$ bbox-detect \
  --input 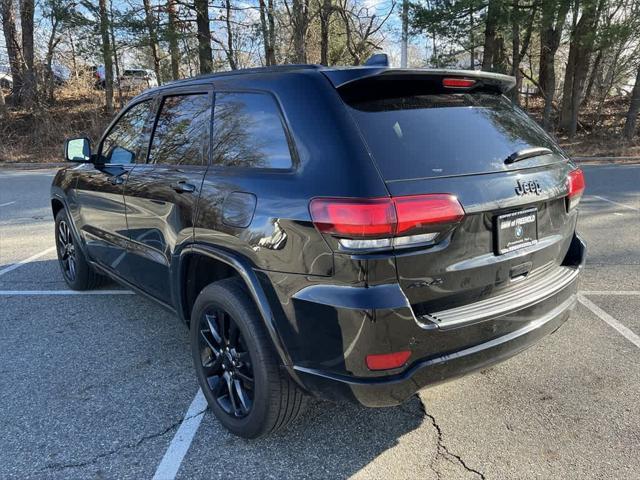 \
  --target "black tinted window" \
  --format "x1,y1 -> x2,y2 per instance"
347,93 -> 563,180
101,100 -> 152,164
149,94 -> 211,166
211,92 -> 292,169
